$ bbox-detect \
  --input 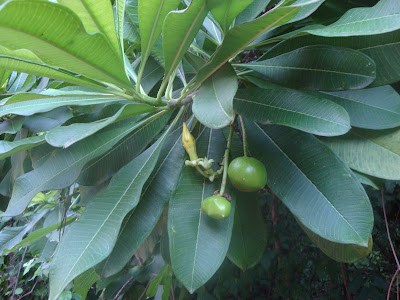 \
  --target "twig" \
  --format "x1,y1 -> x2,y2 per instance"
382,189 -> 400,299
171,282 -> 176,300
381,189 -> 400,269
135,253 -> 143,266
138,281 -> 151,300
11,246 -> 28,300
21,277 -> 39,298
388,269 -> 400,300
113,276 -> 134,300
340,263 -> 352,300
